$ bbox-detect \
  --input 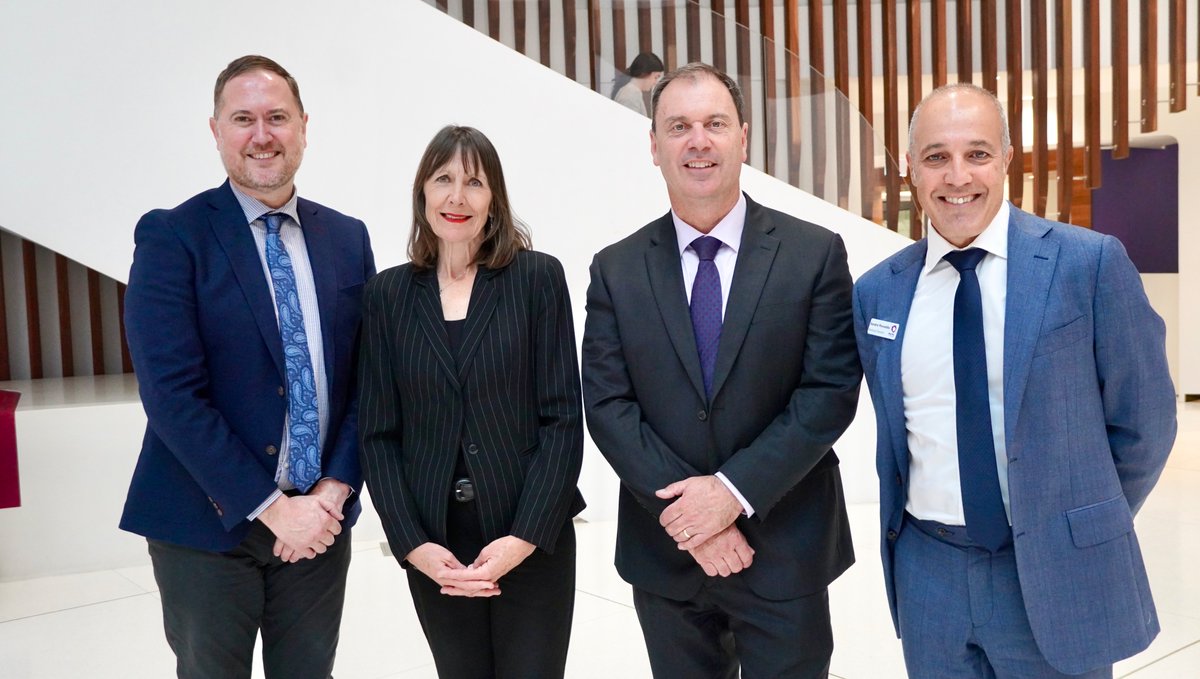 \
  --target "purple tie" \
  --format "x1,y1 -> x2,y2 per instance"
690,236 -> 723,399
